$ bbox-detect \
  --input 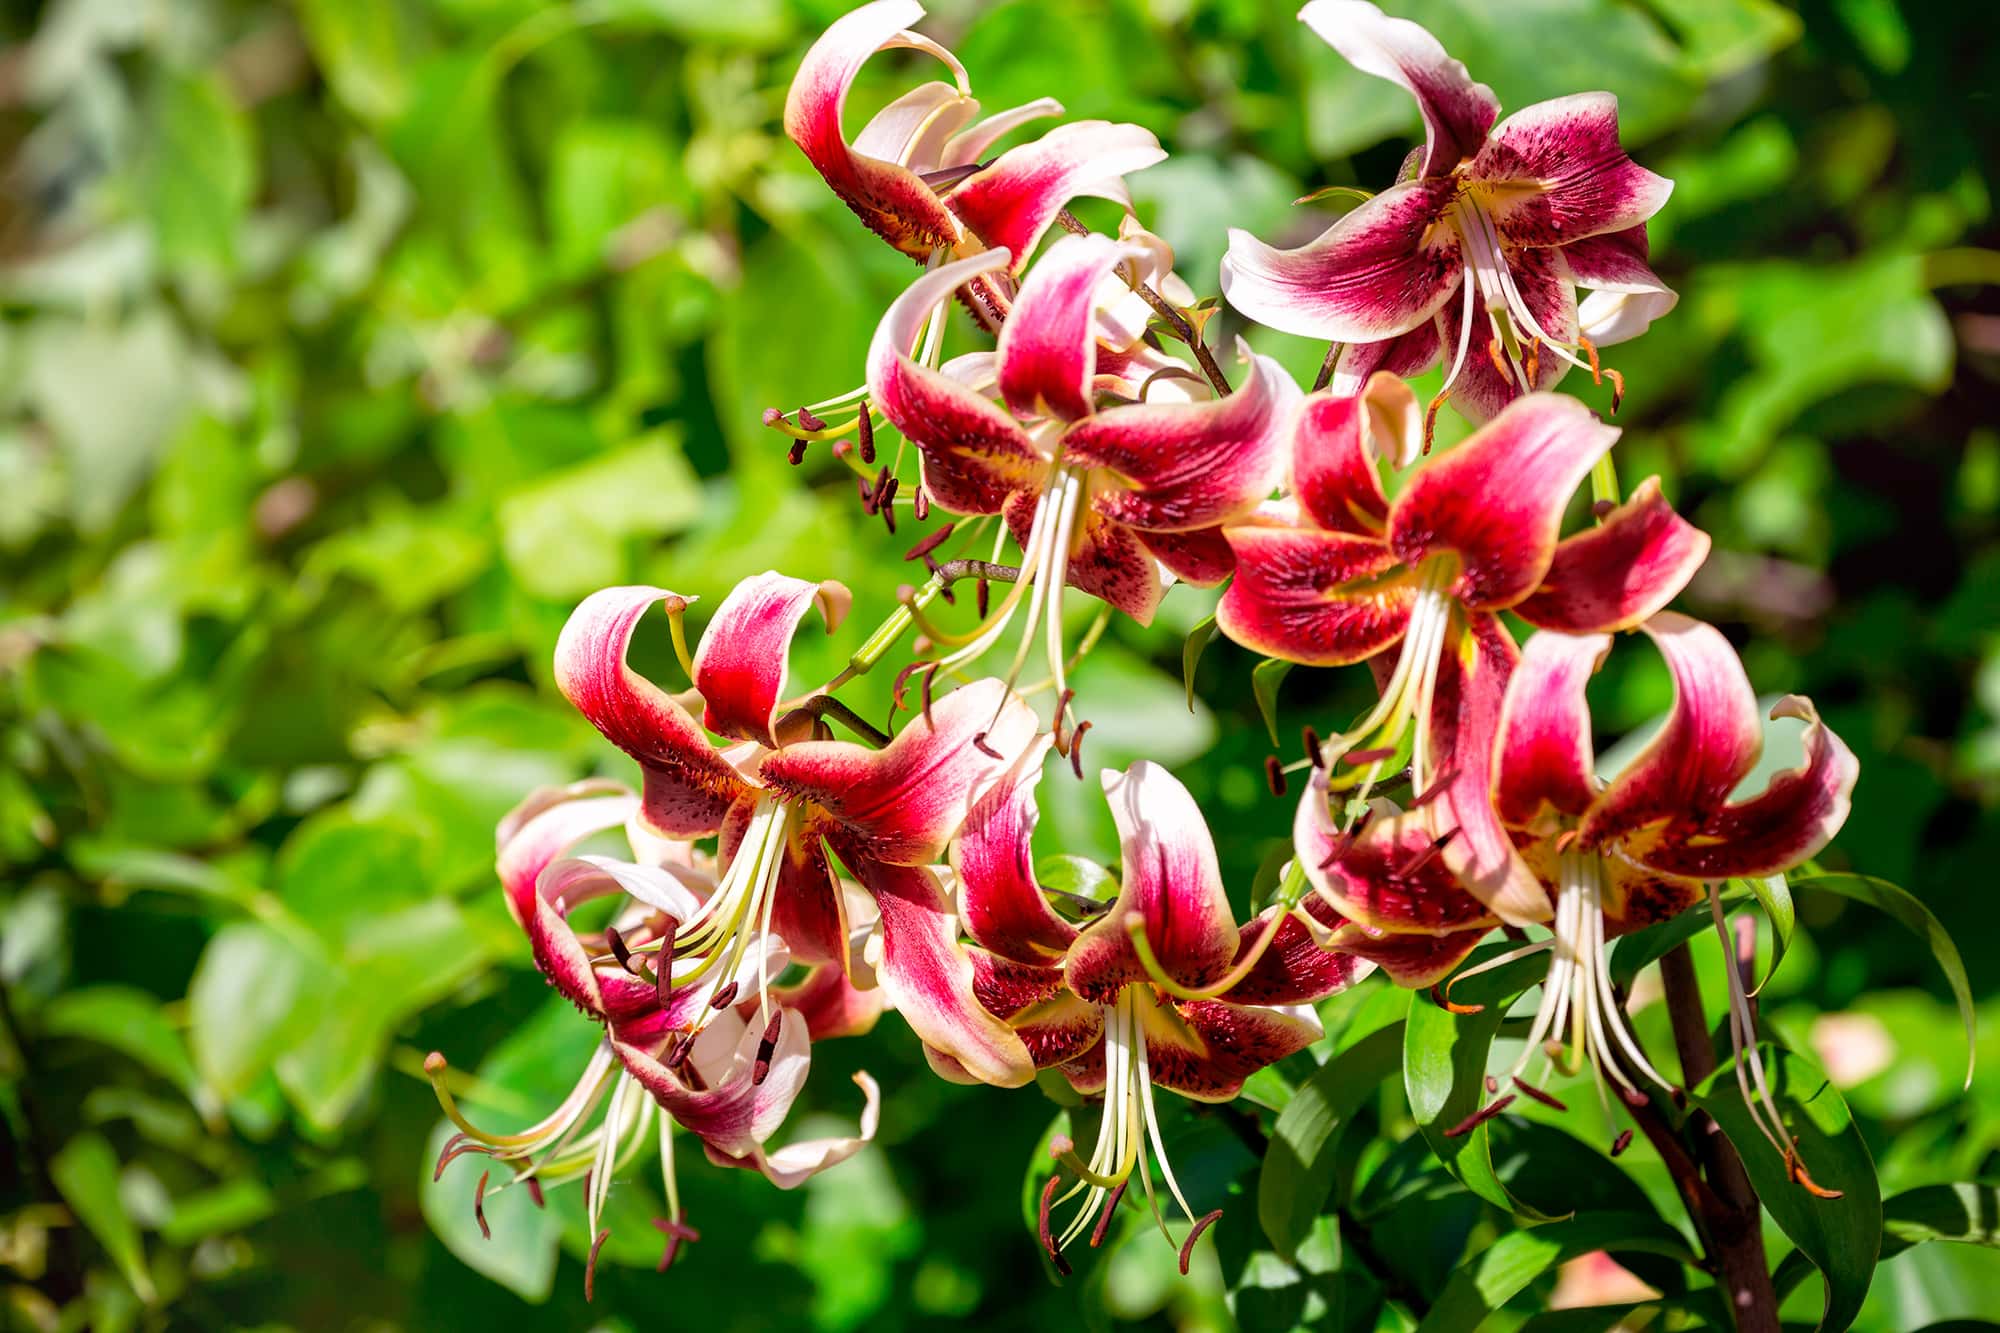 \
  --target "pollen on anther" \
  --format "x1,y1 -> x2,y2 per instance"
1610,1129 -> 1634,1157
1264,755 -> 1287,797
857,412 -> 876,464
797,406 -> 828,432
1037,1175 -> 1072,1277
708,981 -> 739,1010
